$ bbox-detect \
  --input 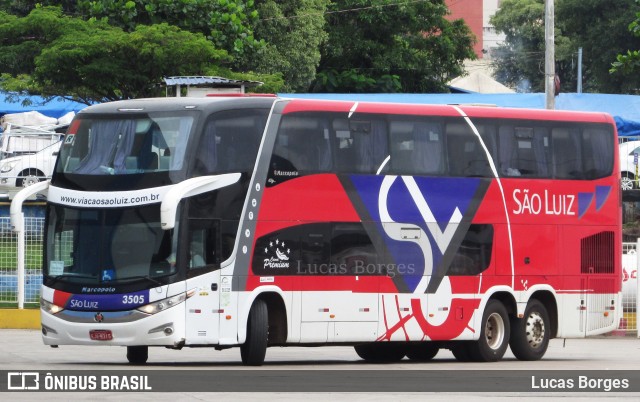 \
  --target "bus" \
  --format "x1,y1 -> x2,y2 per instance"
15,96 -> 622,365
